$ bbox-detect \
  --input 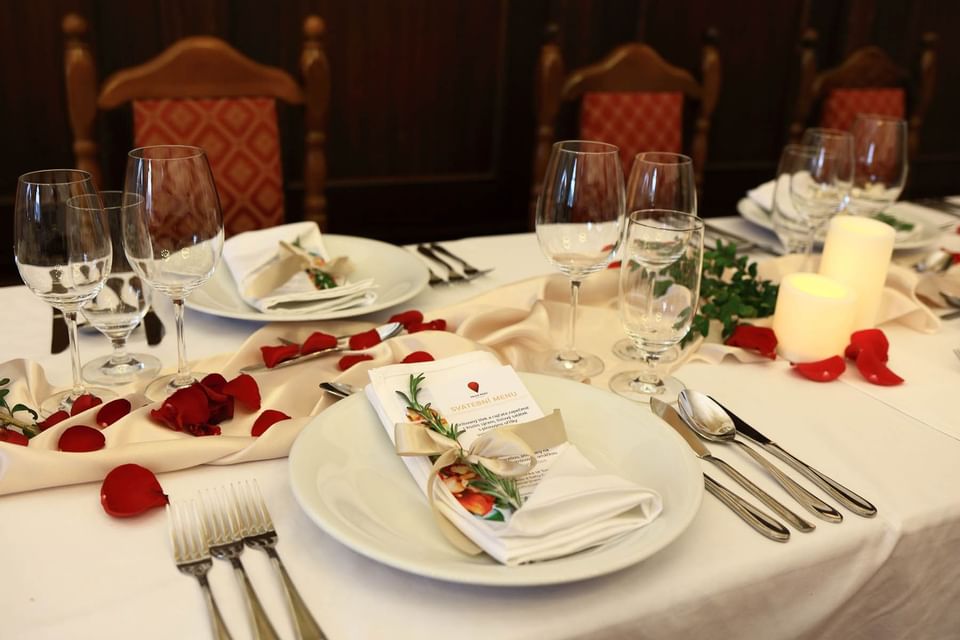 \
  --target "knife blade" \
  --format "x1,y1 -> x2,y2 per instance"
240,321 -> 403,373
703,220 -> 783,256
143,309 -> 165,346
51,309 -> 70,354
650,398 -> 790,542
708,396 -> 877,517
